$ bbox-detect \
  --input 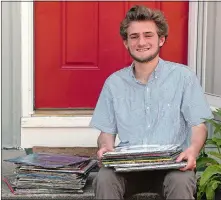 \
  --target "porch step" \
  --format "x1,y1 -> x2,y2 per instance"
2,173 -> 161,200
2,193 -> 160,200
2,149 -> 161,200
